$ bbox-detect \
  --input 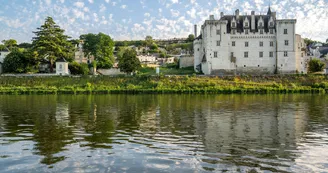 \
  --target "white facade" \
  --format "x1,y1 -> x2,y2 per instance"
194,8 -> 307,75
137,55 -> 157,64
56,58 -> 69,75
